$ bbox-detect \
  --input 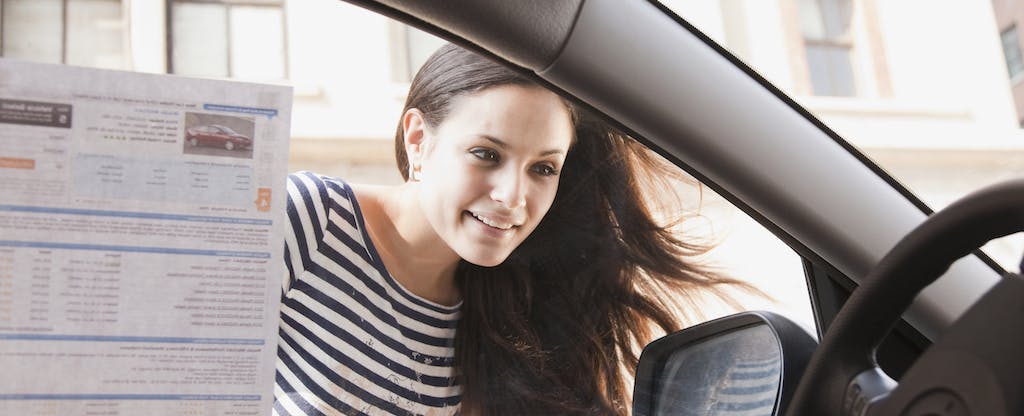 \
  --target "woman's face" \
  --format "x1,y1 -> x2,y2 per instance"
408,85 -> 574,267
